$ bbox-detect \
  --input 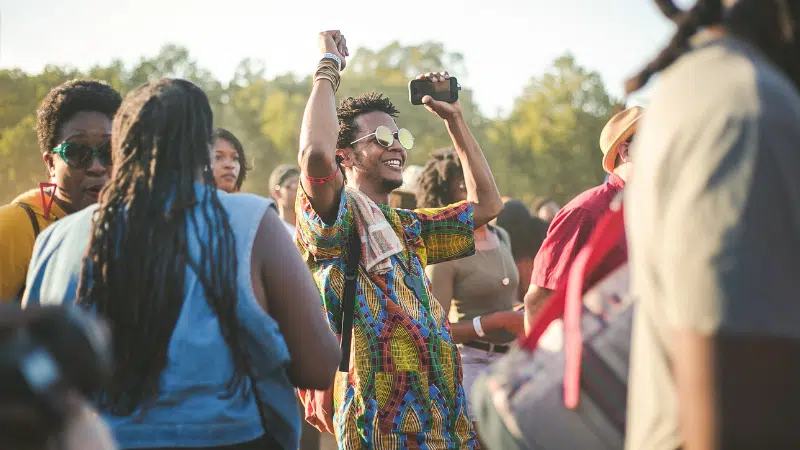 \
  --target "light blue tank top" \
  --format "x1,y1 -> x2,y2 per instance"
24,183 -> 300,449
